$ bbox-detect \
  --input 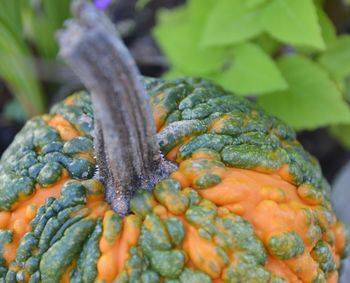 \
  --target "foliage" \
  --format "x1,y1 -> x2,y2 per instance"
0,0 -> 71,119
153,0 -> 350,146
